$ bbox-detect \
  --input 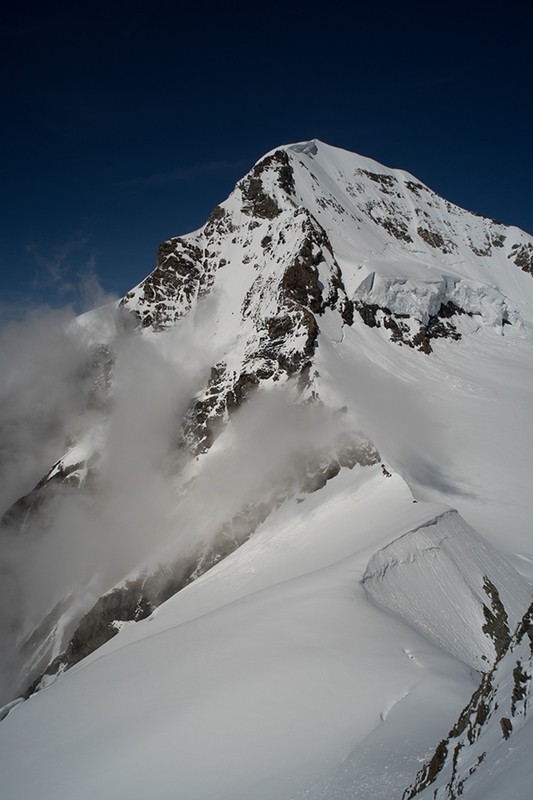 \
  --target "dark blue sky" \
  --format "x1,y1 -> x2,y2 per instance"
1,0 -> 532,315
